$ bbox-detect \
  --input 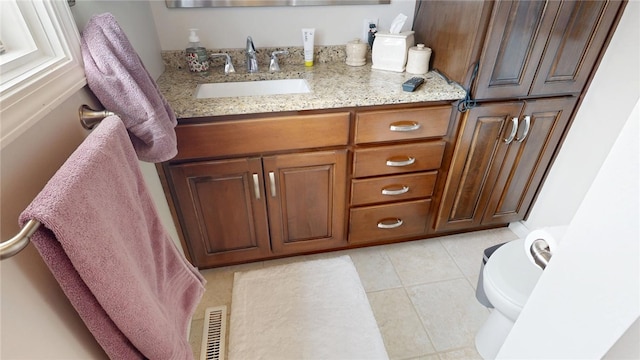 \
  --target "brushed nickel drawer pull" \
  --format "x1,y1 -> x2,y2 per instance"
504,117 -> 519,144
377,218 -> 404,229
268,171 -> 277,197
252,173 -> 261,200
381,185 -> 410,195
516,115 -> 530,142
389,121 -> 421,132
386,156 -> 416,167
